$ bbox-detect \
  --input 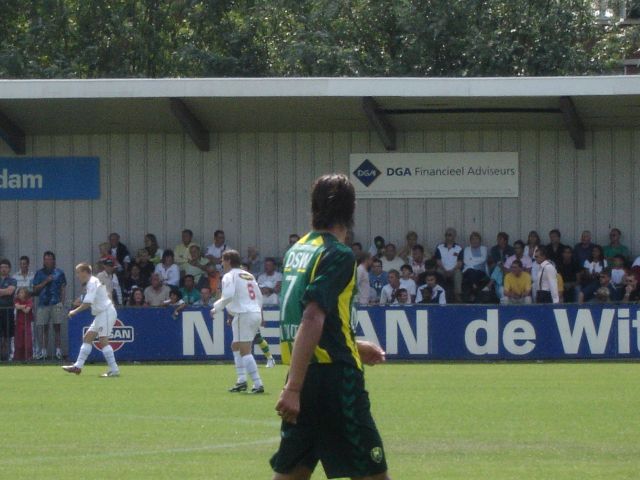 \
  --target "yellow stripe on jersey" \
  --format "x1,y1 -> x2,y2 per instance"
280,341 -> 292,365
314,345 -> 332,363
338,263 -> 362,370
